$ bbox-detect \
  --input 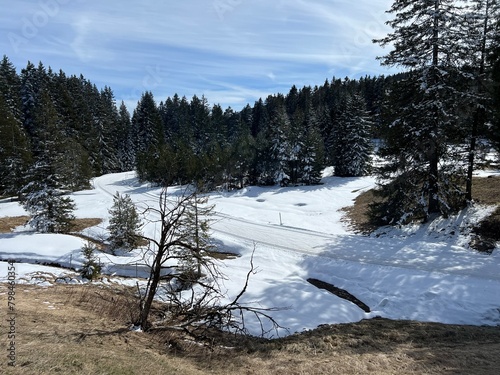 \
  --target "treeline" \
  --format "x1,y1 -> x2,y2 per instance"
133,76 -> 392,188
0,54 -> 396,196
0,56 -> 133,195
